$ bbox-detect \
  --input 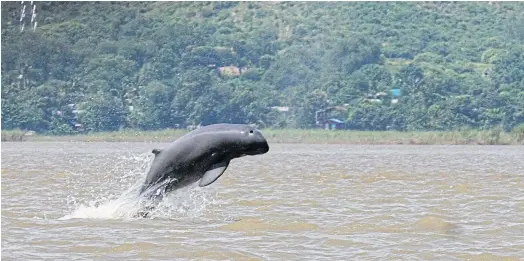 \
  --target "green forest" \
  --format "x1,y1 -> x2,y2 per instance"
1,2 -> 524,134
